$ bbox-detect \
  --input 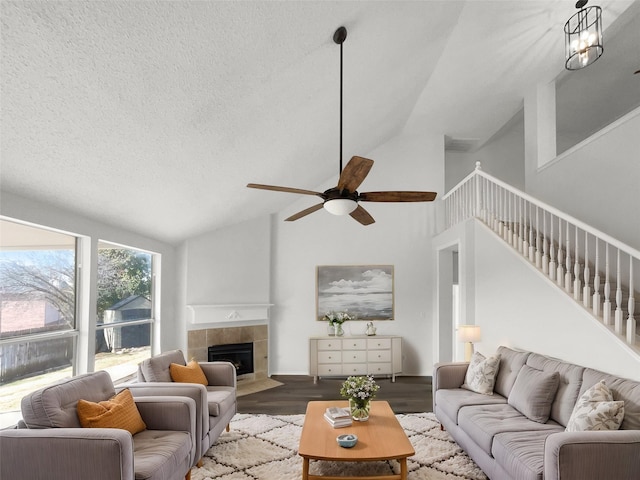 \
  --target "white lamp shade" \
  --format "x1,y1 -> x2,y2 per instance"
323,198 -> 358,216
457,325 -> 481,343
